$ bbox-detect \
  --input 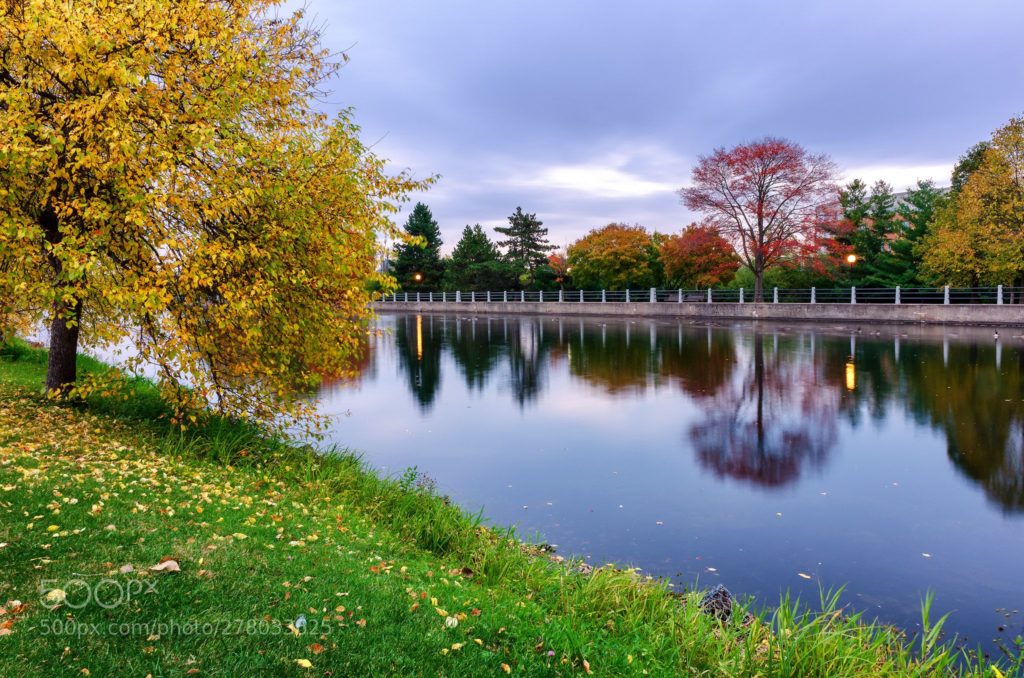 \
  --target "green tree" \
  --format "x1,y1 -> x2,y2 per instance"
444,225 -> 517,291
567,224 -> 659,290
393,203 -> 445,290
495,207 -> 554,280
951,141 -> 991,194
891,180 -> 947,285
